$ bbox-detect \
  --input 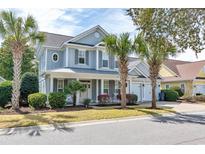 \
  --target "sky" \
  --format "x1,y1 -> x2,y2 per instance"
0,8 -> 205,62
